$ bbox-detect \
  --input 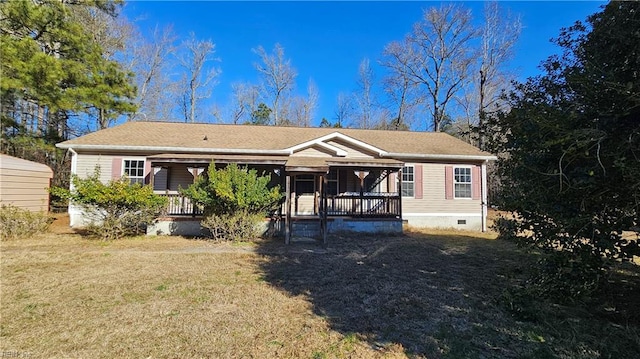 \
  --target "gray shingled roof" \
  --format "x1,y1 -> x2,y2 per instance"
57,121 -> 495,159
